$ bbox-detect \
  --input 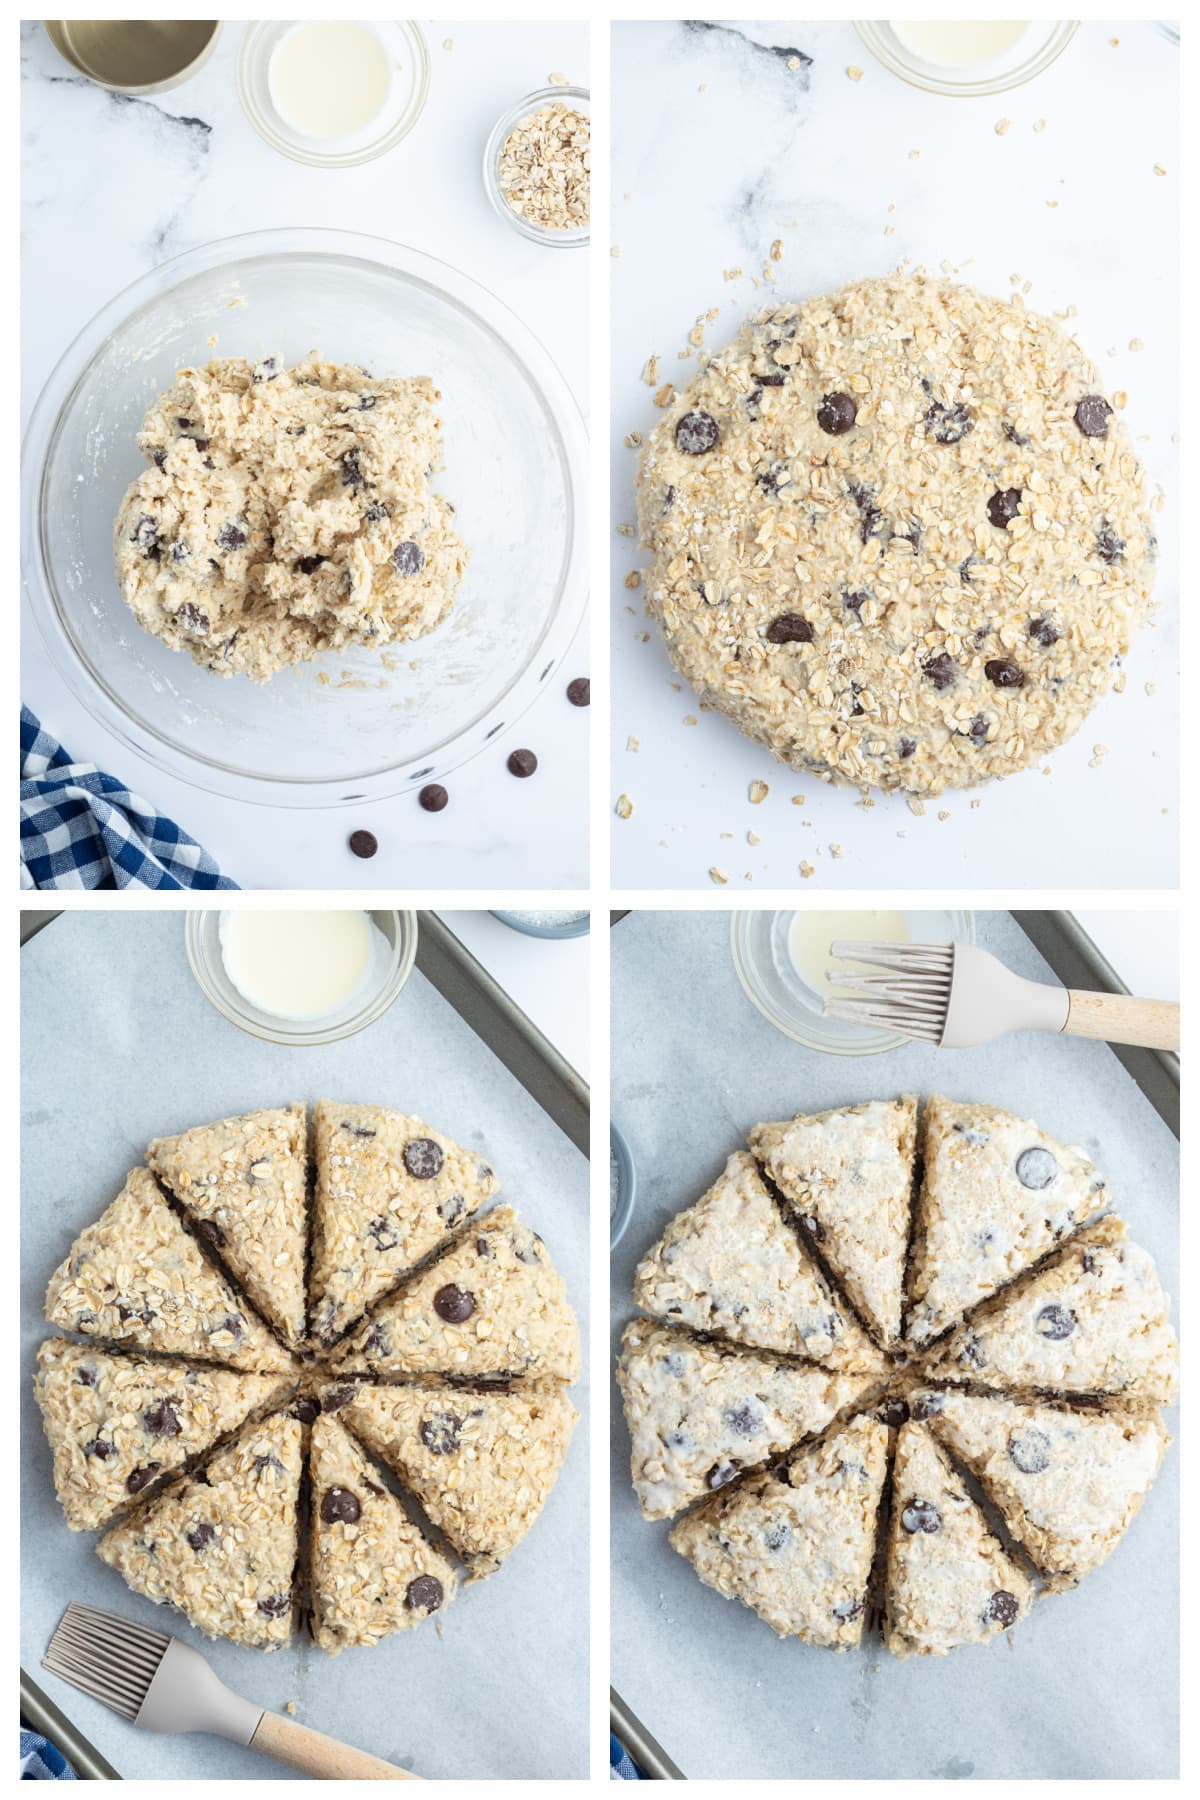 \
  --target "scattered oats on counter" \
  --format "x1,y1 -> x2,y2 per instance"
615,522 -> 636,536
611,245 -> 621,258
749,780 -> 769,804
625,570 -> 642,590
498,98 -> 589,232
1129,338 -> 1144,353
643,355 -> 660,385
770,240 -> 784,262
549,71 -> 568,85
683,714 -> 698,727
938,810 -> 951,822
724,267 -> 744,282
709,866 -> 729,885
786,55 -> 801,70
847,65 -> 864,81
1034,119 -> 1047,133
830,843 -> 844,858
748,830 -> 760,846
653,383 -> 676,408
442,37 -> 453,51
800,860 -> 815,879
615,794 -> 634,819
994,118 -> 1011,136
627,735 -> 640,751
625,431 -> 643,448
1153,164 -> 1166,177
